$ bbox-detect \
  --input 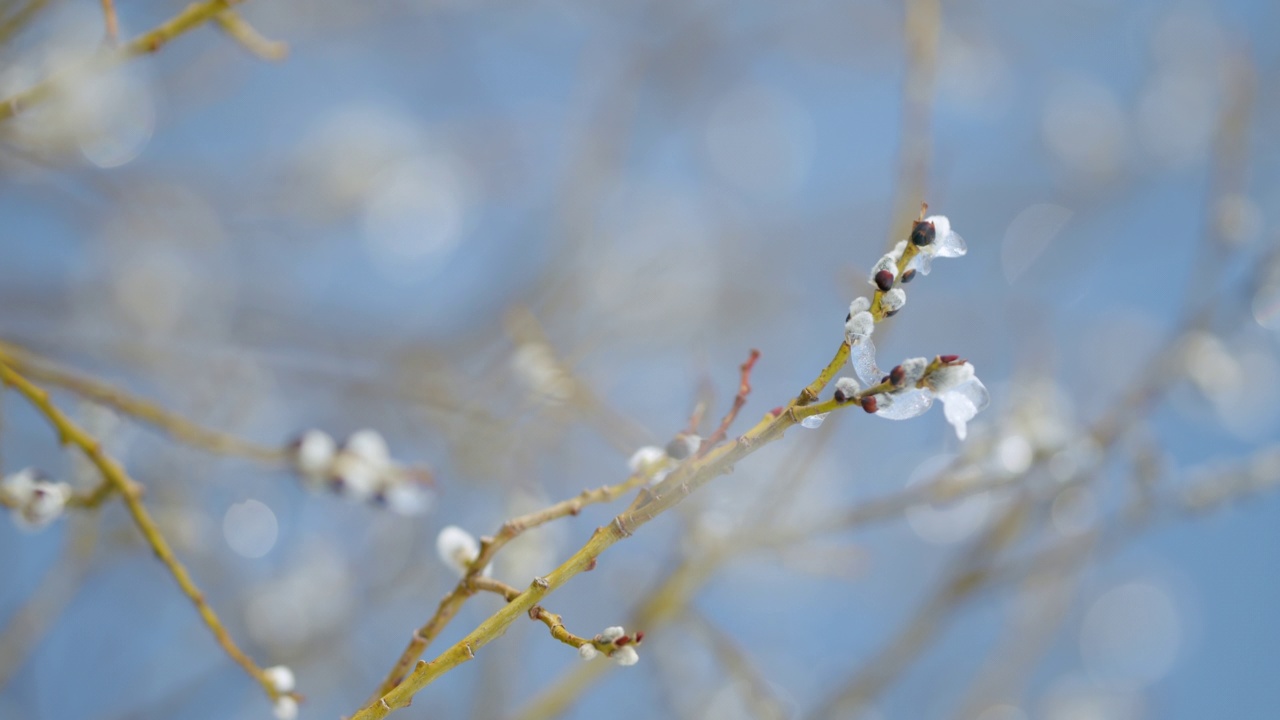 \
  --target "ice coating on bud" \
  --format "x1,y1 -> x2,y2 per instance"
875,388 -> 934,420
345,429 -> 391,468
800,412 -> 829,429
906,214 -> 966,276
628,446 -> 667,475
264,666 -> 296,694
881,288 -> 906,314
850,338 -> 883,387
939,375 -> 990,440
291,430 -> 336,479
436,525 -> 488,577
833,376 -> 860,403
927,362 -> 977,394
613,646 -> 640,666
845,311 -> 875,343
578,644 -> 599,661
